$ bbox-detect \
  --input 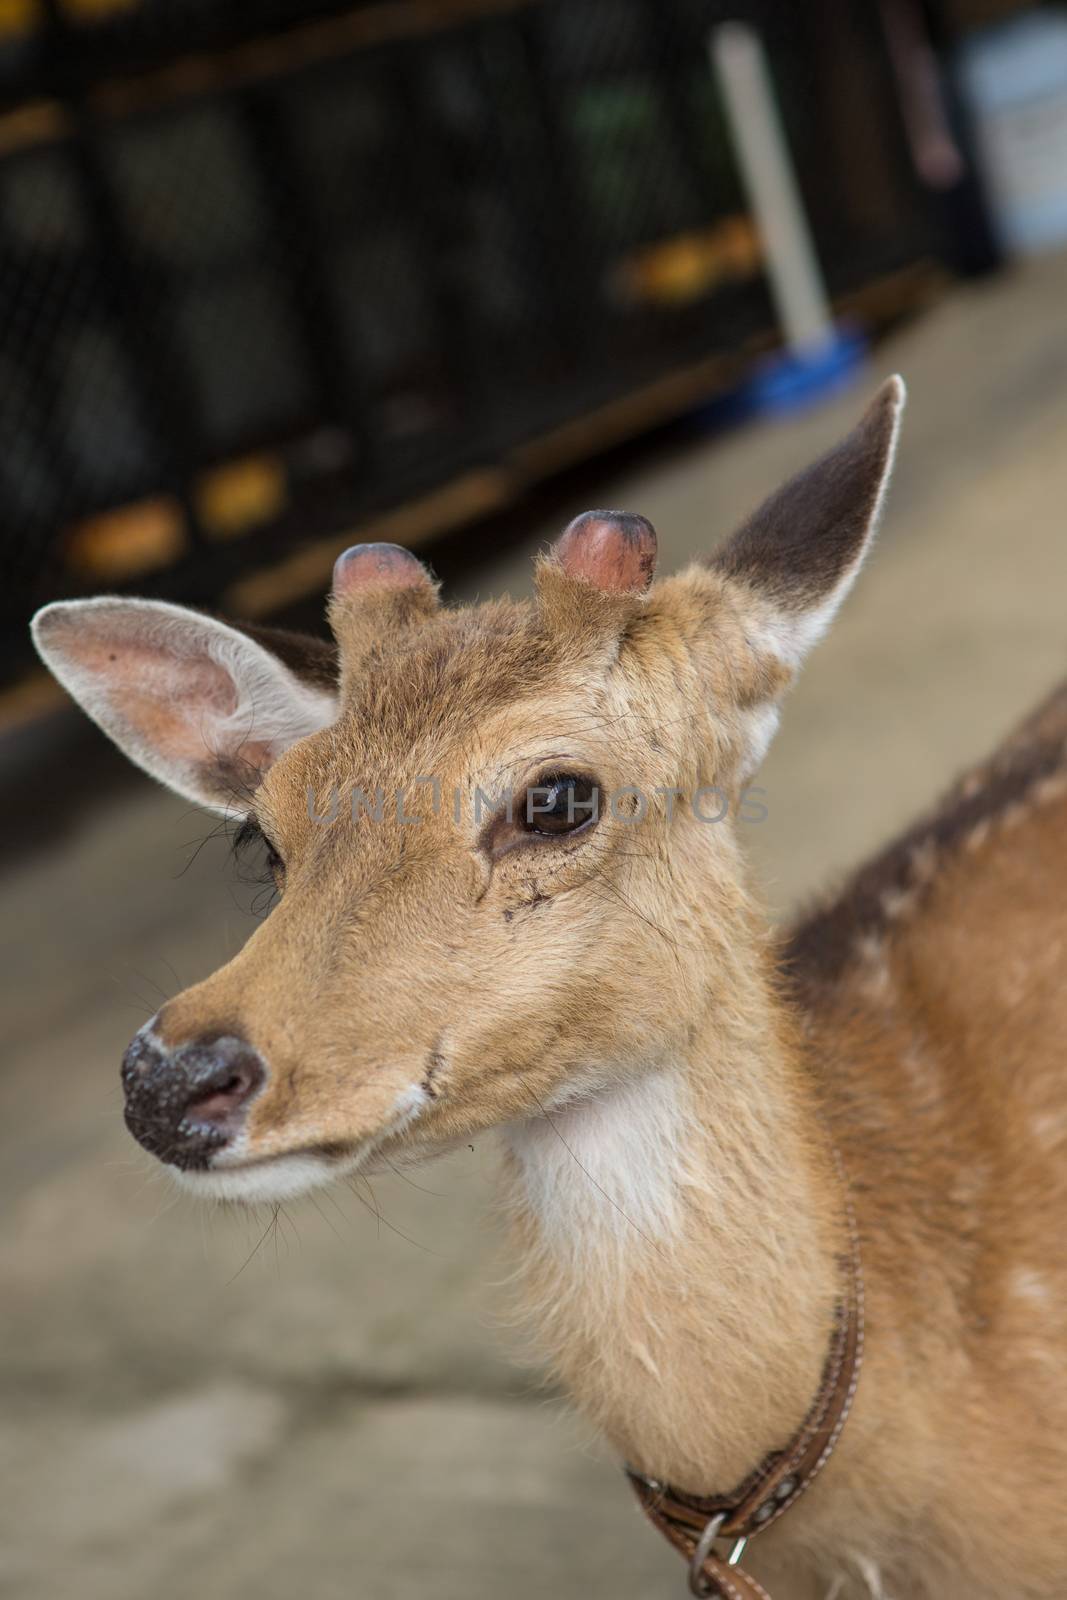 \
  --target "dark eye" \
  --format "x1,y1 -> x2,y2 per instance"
233,815 -> 285,882
521,773 -> 599,836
